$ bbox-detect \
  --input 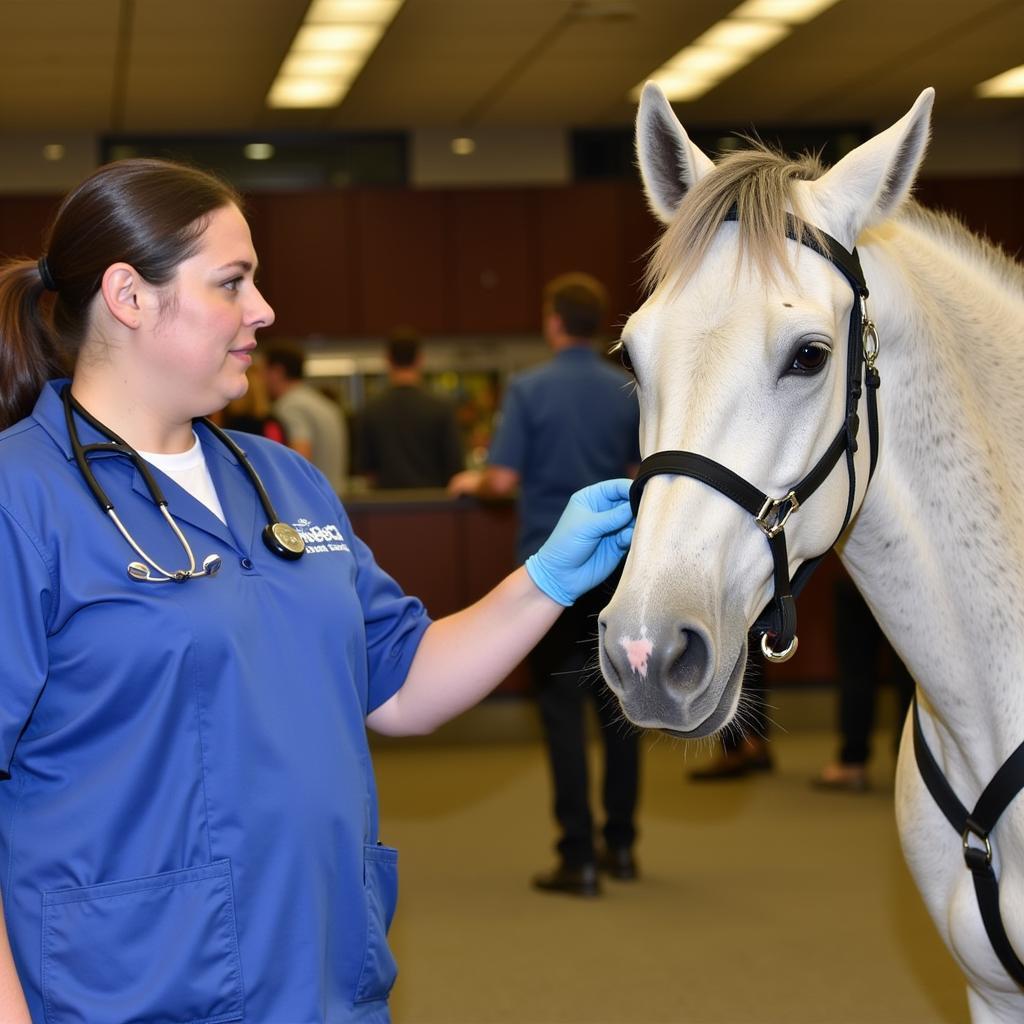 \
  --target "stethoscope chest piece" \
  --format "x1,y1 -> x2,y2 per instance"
63,385 -> 305,583
263,521 -> 305,560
